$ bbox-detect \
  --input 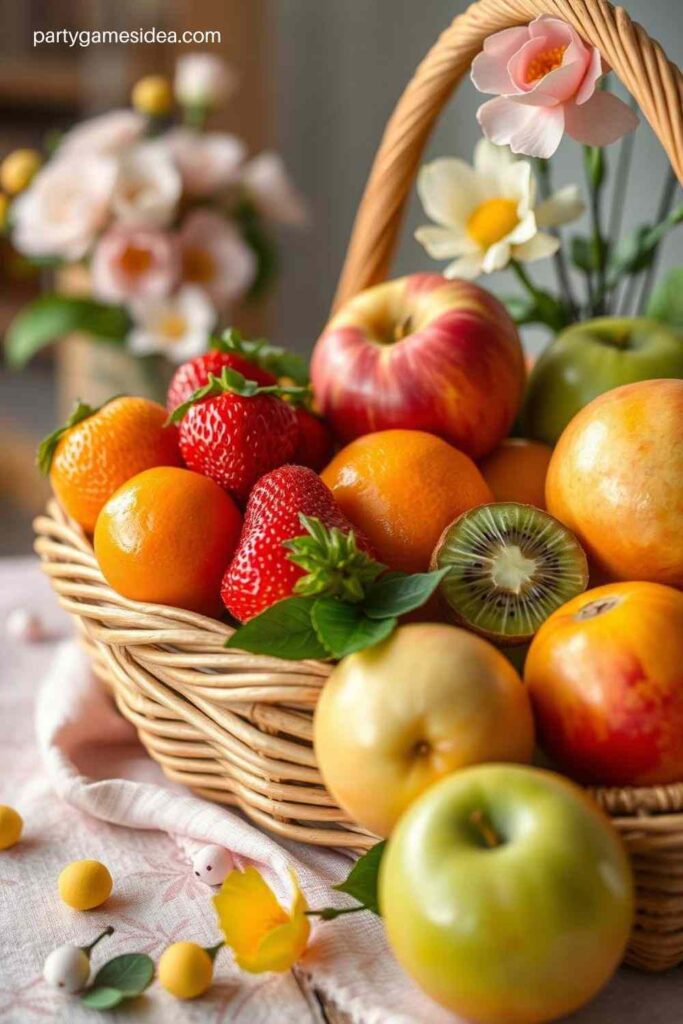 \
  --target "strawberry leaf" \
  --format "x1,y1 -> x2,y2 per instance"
362,567 -> 451,619
333,841 -> 386,914
215,327 -> 310,385
287,515 -> 384,603
311,598 -> 396,659
167,366 -> 311,423
225,597 -> 330,660
37,398 -> 97,475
